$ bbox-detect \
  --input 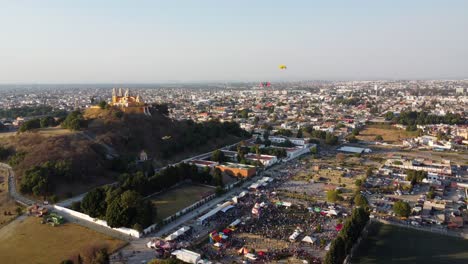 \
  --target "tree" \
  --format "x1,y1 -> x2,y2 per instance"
213,168 -> 224,187
355,179 -> 363,187
211,150 -> 225,162
374,135 -> 383,141
120,190 -> 140,209
393,200 -> 411,218
352,128 -> 360,136
406,170 -> 427,185
324,235 -> 346,264
106,198 -> 129,228
354,194 -> 368,207
71,201 -> 82,211
98,101 -> 107,109
426,191 -> 435,199
325,133 -> 338,145
40,116 -> 57,128
366,167 -> 373,177
81,188 -> 107,218
61,111 -> 86,131
19,119 -> 41,132
327,190 -> 343,202
310,146 -> 318,154
15,207 -> 22,216
263,130 -> 270,141
384,111 -> 394,121
296,129 -> 303,138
